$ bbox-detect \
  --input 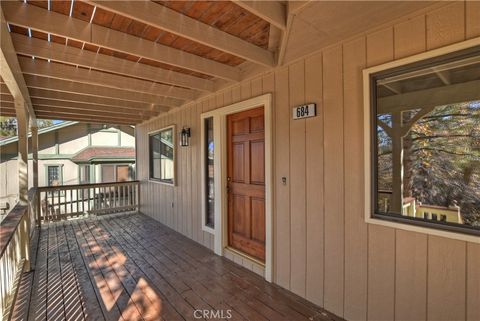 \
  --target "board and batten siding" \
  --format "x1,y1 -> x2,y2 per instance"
136,2 -> 480,320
